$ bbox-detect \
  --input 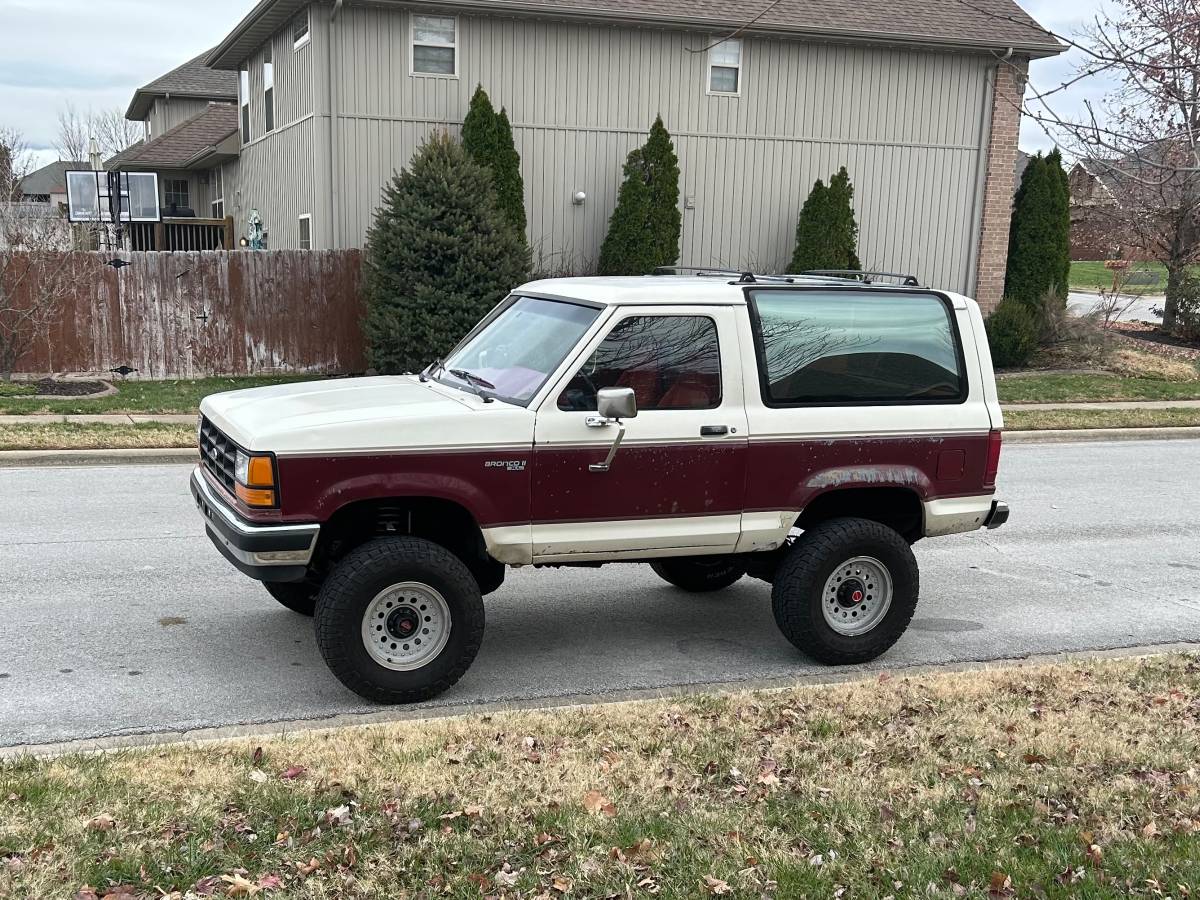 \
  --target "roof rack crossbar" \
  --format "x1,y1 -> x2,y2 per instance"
800,269 -> 922,287
652,266 -> 744,278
